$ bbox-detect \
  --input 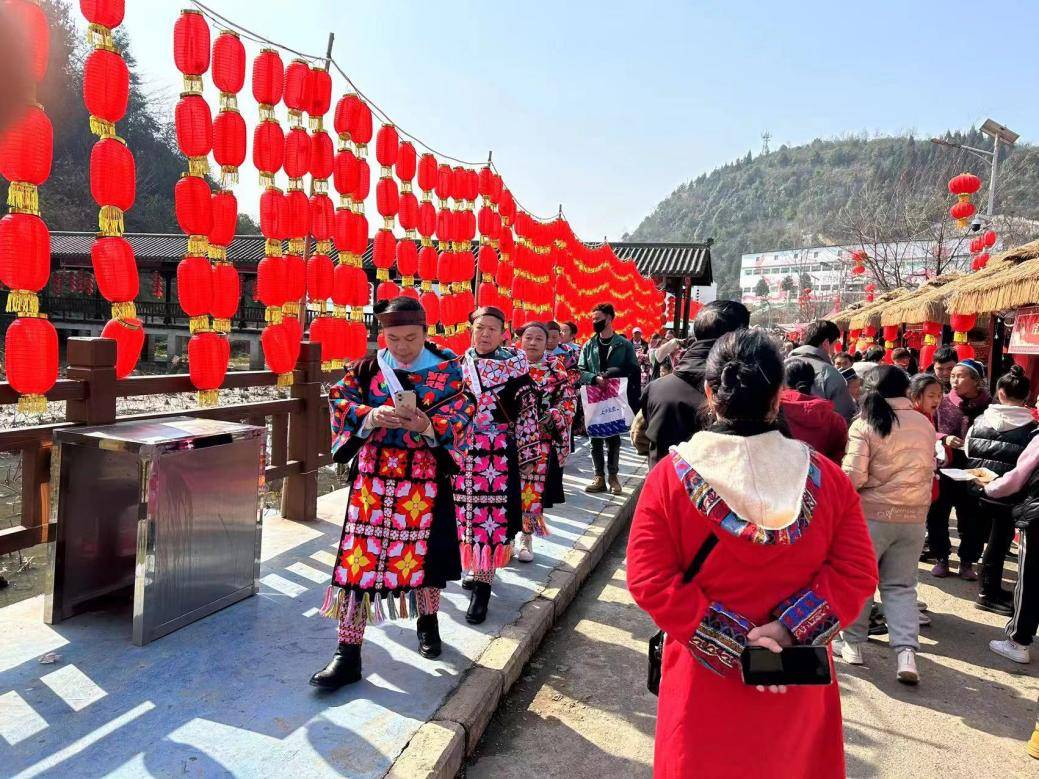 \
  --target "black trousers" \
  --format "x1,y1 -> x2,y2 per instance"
926,473 -> 988,564
980,501 -> 1016,598
591,435 -> 621,477
1008,526 -> 1039,646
